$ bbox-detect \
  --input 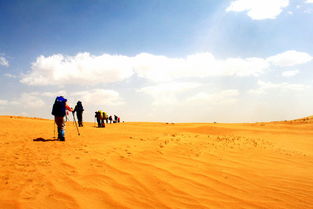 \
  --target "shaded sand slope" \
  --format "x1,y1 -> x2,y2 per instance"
1,116 -> 313,209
